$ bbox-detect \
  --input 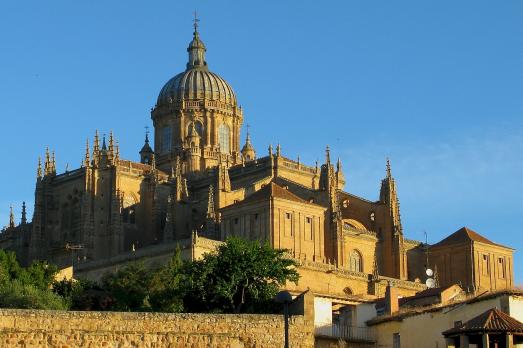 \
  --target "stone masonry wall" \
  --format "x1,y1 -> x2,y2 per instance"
0,309 -> 314,348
